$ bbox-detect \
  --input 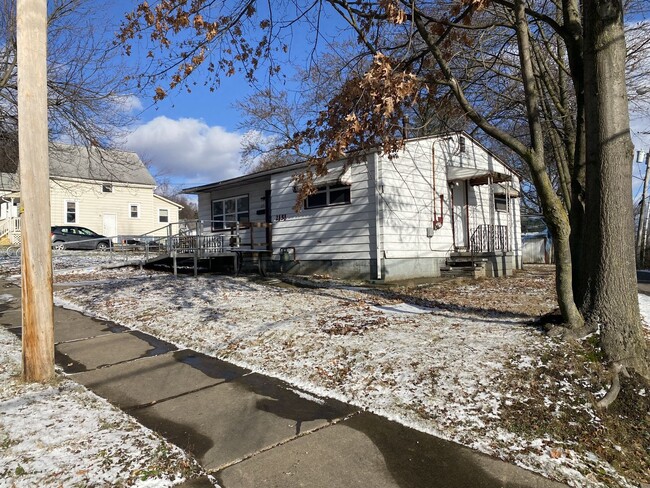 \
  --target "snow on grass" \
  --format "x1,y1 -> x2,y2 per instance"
49,268 -> 650,488
0,295 -> 205,487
